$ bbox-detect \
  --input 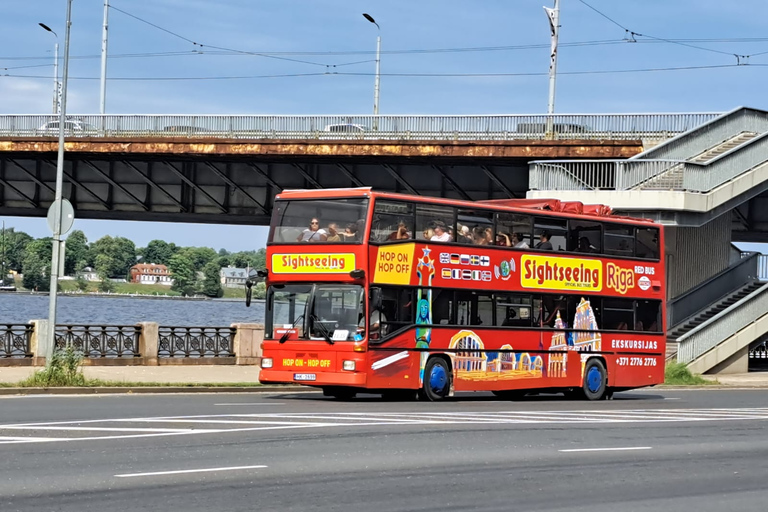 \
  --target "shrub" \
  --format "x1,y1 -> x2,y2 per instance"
664,362 -> 711,385
21,346 -> 86,387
